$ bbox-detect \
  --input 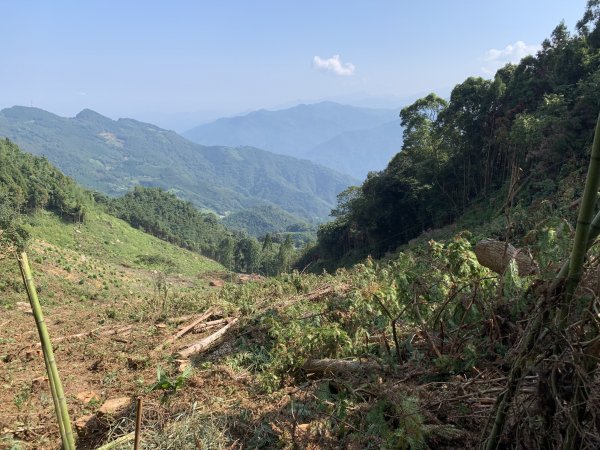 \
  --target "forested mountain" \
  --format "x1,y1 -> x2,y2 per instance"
0,139 -> 300,275
307,17 -> 600,265
221,204 -> 313,238
0,107 -> 356,221
303,120 -> 403,179
183,102 -> 402,177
